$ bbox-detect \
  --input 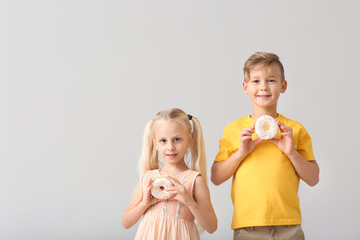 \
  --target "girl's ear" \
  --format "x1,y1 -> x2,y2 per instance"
281,80 -> 287,93
188,132 -> 194,148
152,137 -> 158,150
